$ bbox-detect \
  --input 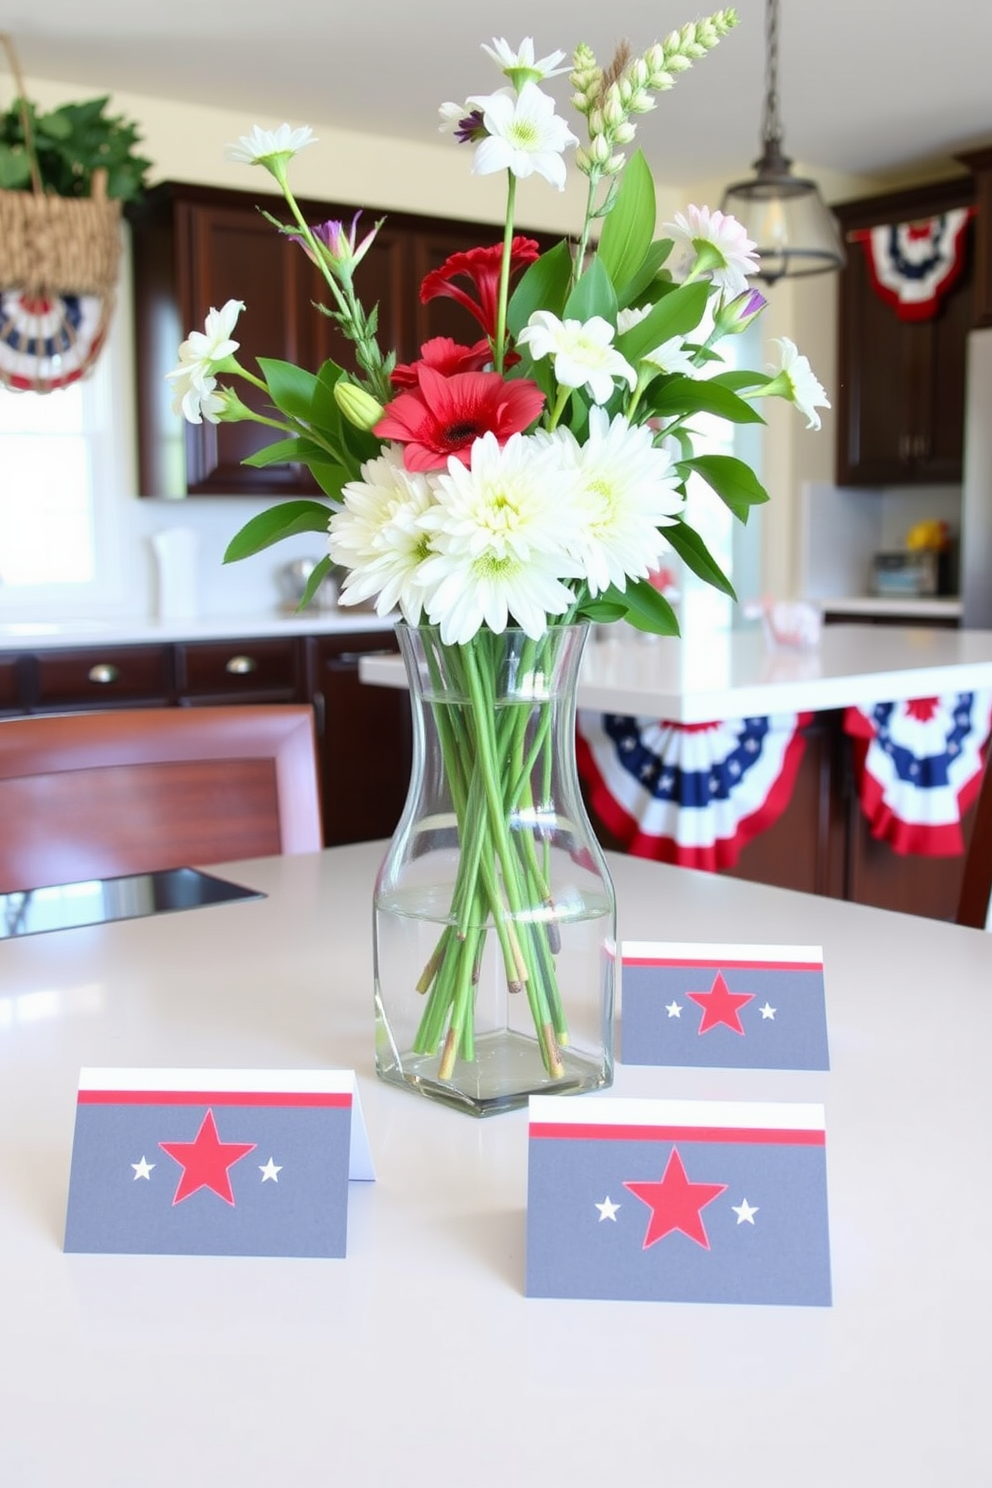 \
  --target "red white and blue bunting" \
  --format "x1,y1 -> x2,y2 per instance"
0,290 -> 112,392
854,208 -> 972,321
843,692 -> 992,856
576,710 -> 811,871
